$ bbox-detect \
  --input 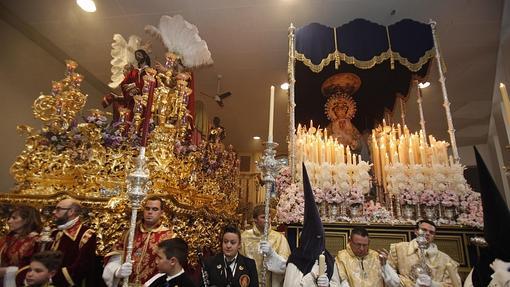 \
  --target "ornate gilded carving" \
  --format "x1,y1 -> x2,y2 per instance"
4,59 -> 240,263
